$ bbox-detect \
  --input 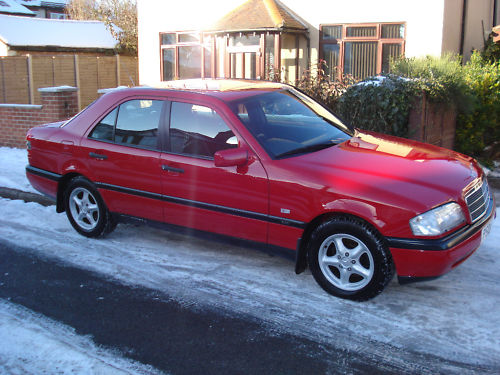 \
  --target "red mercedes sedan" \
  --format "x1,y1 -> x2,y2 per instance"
26,80 -> 496,301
